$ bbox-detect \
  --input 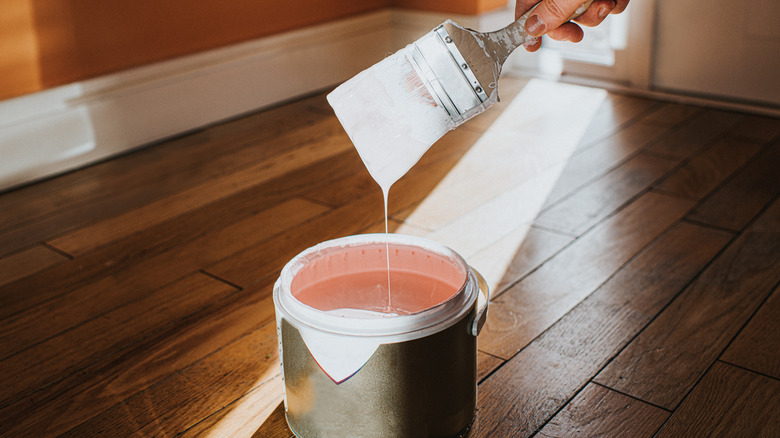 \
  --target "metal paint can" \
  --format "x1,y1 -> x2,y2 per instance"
273,234 -> 489,438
